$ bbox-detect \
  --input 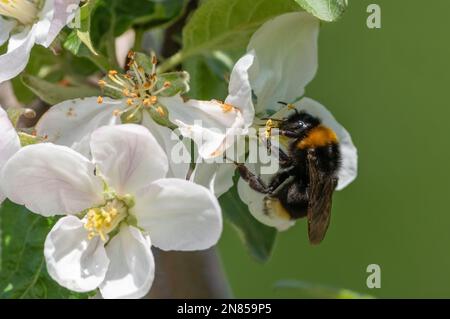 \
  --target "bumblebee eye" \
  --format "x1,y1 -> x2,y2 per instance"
298,121 -> 306,128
